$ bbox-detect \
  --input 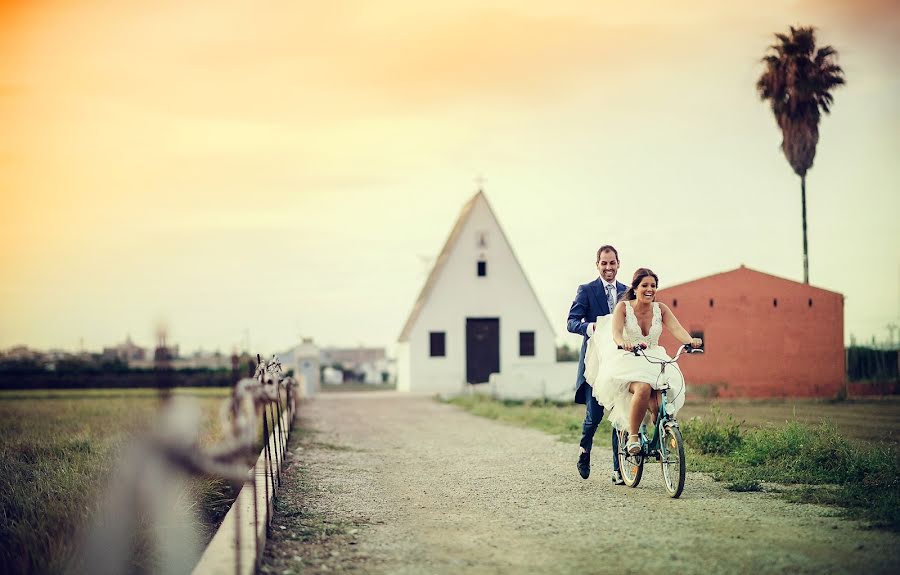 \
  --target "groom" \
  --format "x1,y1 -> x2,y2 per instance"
567,245 -> 627,484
